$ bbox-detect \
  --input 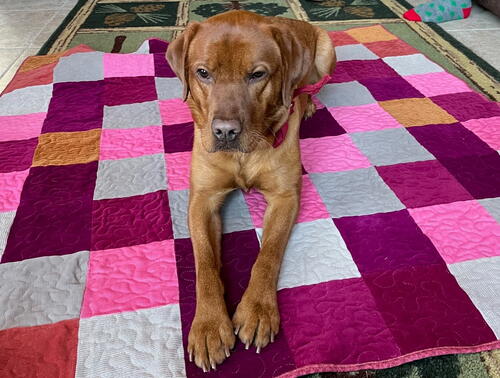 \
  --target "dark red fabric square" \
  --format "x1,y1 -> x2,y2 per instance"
299,108 -> 346,139
0,137 -> 37,173
103,76 -> 157,106
430,92 -> 500,122
163,122 -> 194,153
